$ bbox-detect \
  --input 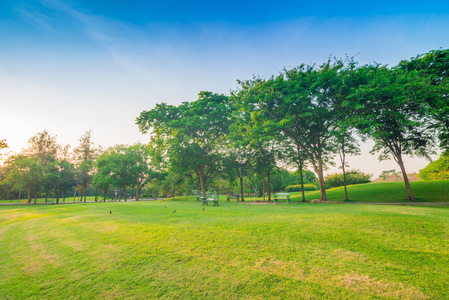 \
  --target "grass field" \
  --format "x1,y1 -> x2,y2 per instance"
1,200 -> 448,299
